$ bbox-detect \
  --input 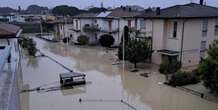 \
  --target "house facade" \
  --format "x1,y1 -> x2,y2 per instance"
72,13 -> 99,44
136,3 -> 218,67
70,7 -> 140,46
